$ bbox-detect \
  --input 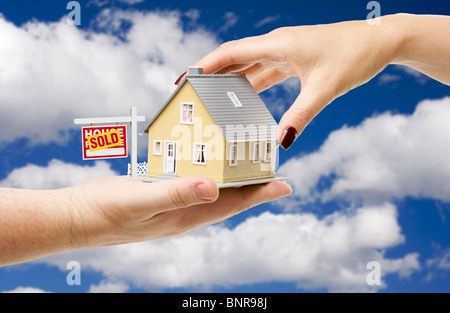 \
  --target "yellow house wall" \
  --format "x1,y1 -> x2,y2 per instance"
223,140 -> 276,183
147,82 -> 226,182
